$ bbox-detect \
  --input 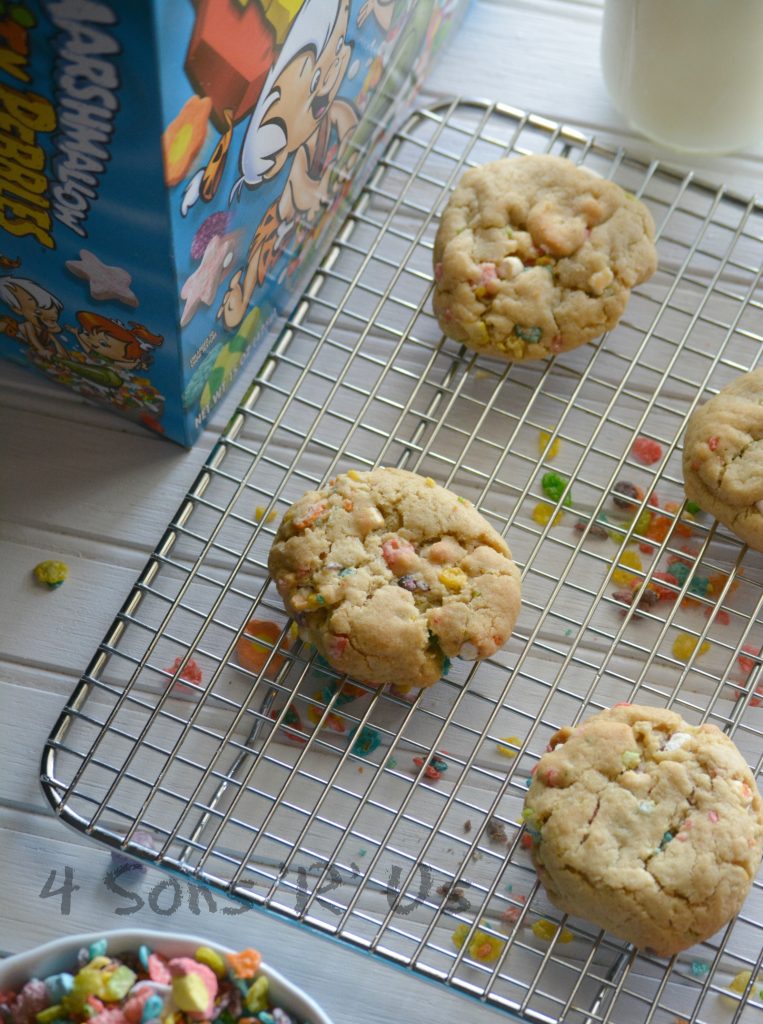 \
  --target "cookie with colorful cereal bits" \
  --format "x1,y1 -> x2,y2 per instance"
268,467 -> 521,689
524,703 -> 763,956
433,155 -> 657,361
